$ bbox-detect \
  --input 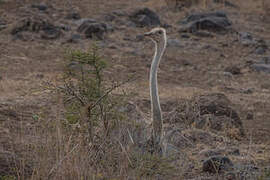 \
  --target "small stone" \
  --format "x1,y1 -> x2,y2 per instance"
181,34 -> 190,38
77,19 -> 110,40
31,3 -> 48,11
224,66 -> 241,75
167,38 -> 183,47
255,46 -> 266,55
67,34 -> 81,43
203,156 -> 234,173
129,8 -> 161,27
246,112 -> 253,120
65,12 -> 81,20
